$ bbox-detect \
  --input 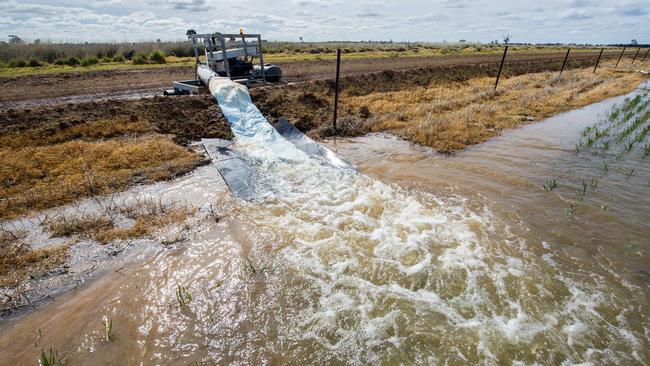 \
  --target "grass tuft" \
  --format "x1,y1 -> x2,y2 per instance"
39,347 -> 66,366
175,284 -> 192,308
102,314 -> 113,342
542,178 -> 559,191
0,227 -> 69,287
